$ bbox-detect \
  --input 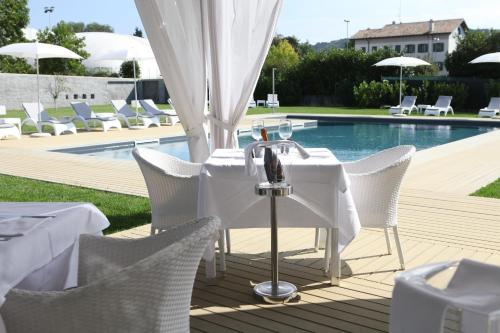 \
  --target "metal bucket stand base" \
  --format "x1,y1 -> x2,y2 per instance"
254,281 -> 297,304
